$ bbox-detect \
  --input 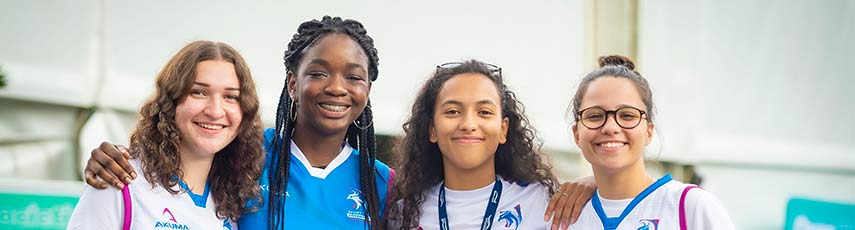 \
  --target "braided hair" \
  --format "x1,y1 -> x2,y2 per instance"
267,16 -> 383,230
